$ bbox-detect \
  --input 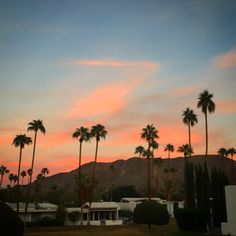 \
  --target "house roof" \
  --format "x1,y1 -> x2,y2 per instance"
120,197 -> 164,203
